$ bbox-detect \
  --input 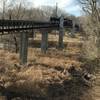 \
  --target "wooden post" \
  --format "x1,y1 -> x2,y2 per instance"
41,32 -> 48,53
58,15 -> 64,49
20,31 -> 28,65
